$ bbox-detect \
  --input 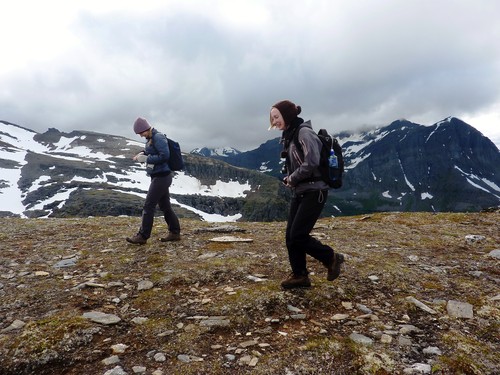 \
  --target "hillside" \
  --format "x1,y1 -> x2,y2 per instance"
0,212 -> 499,374
0,121 -> 288,221
2,117 -> 499,221
199,117 -> 500,216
